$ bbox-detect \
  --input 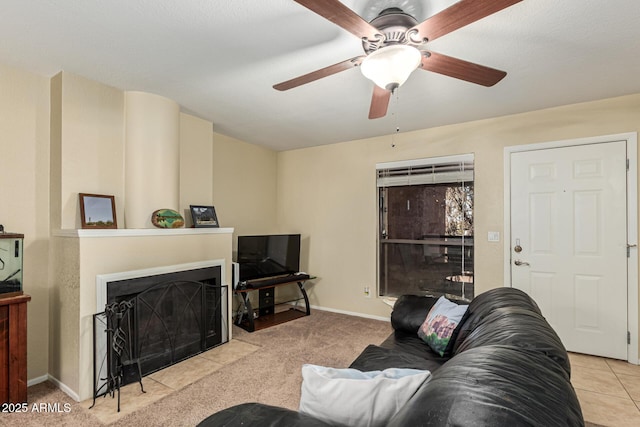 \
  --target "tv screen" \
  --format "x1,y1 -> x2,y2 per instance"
237,234 -> 301,281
